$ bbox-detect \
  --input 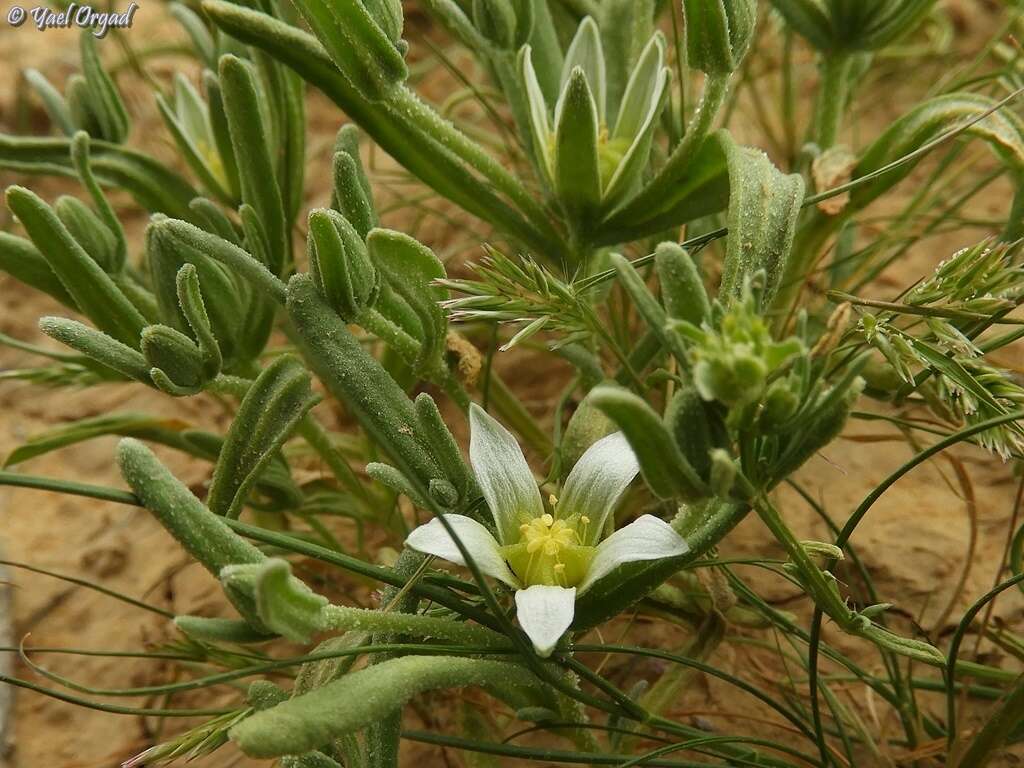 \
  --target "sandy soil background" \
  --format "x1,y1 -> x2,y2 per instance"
1,2 -> 1023,766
